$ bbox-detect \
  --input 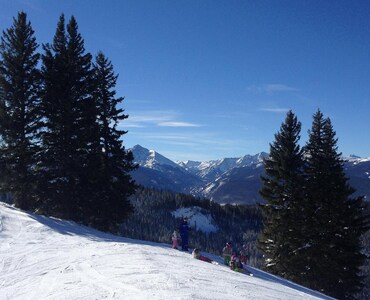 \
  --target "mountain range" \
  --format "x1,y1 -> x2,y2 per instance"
130,145 -> 370,205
